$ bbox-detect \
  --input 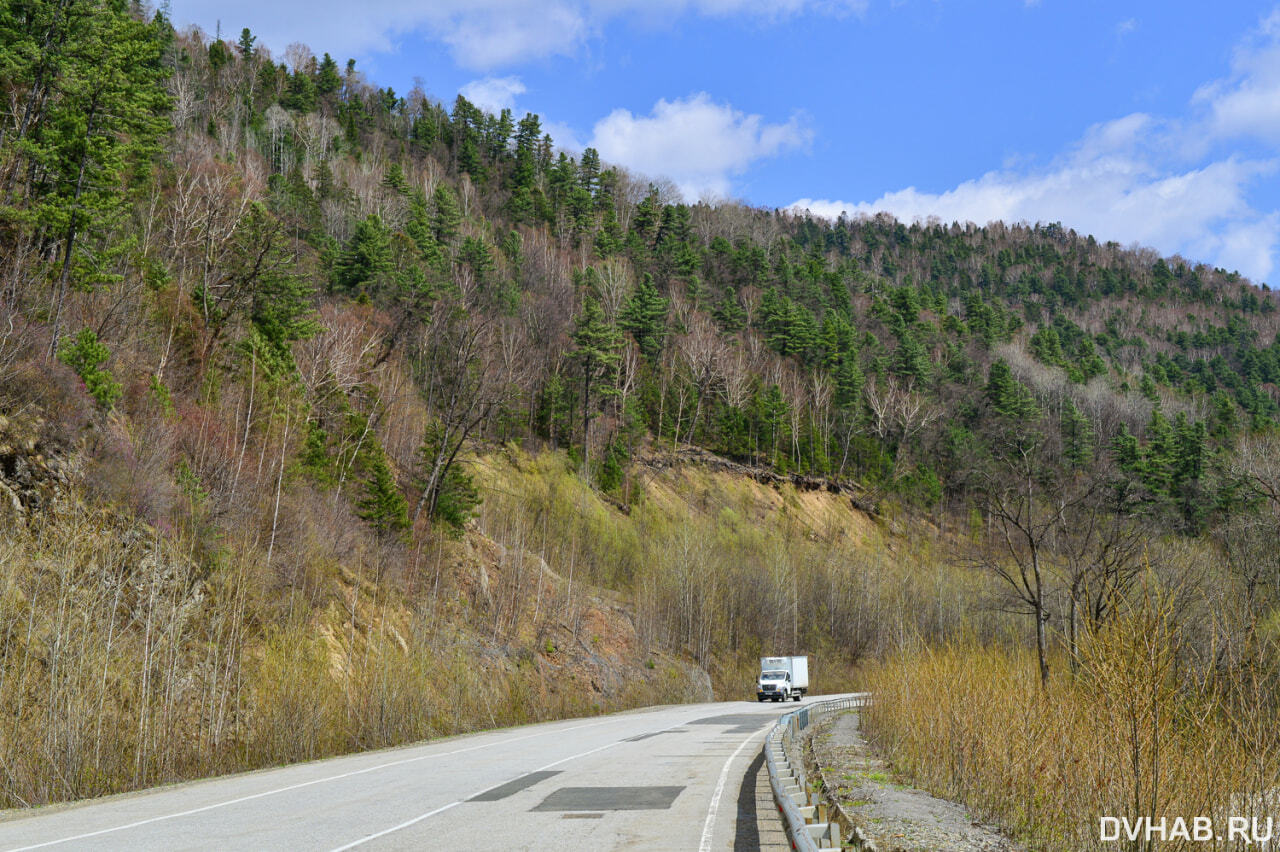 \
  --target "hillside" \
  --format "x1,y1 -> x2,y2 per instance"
3,4 -> 1280,839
